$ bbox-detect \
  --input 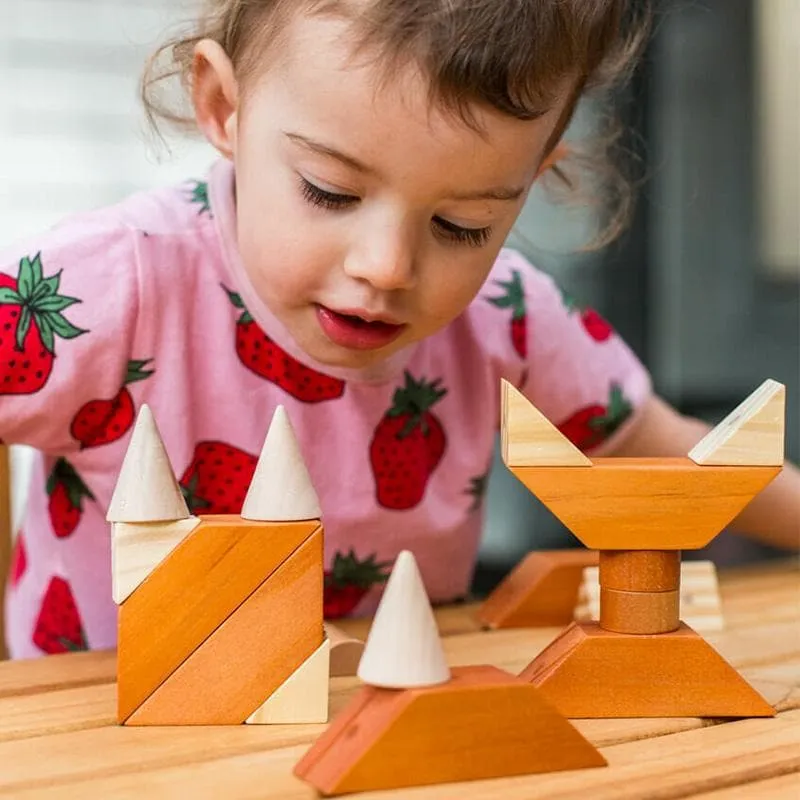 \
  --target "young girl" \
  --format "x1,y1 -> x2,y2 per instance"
2,0 -> 798,659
